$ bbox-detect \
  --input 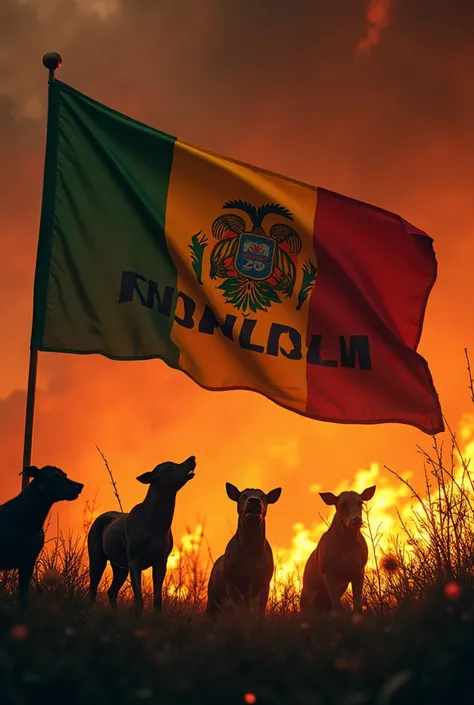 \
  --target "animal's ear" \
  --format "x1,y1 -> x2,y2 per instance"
319,492 -> 338,506
23,466 -> 40,479
266,487 -> 282,504
136,471 -> 154,484
226,482 -> 240,502
360,485 -> 376,502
